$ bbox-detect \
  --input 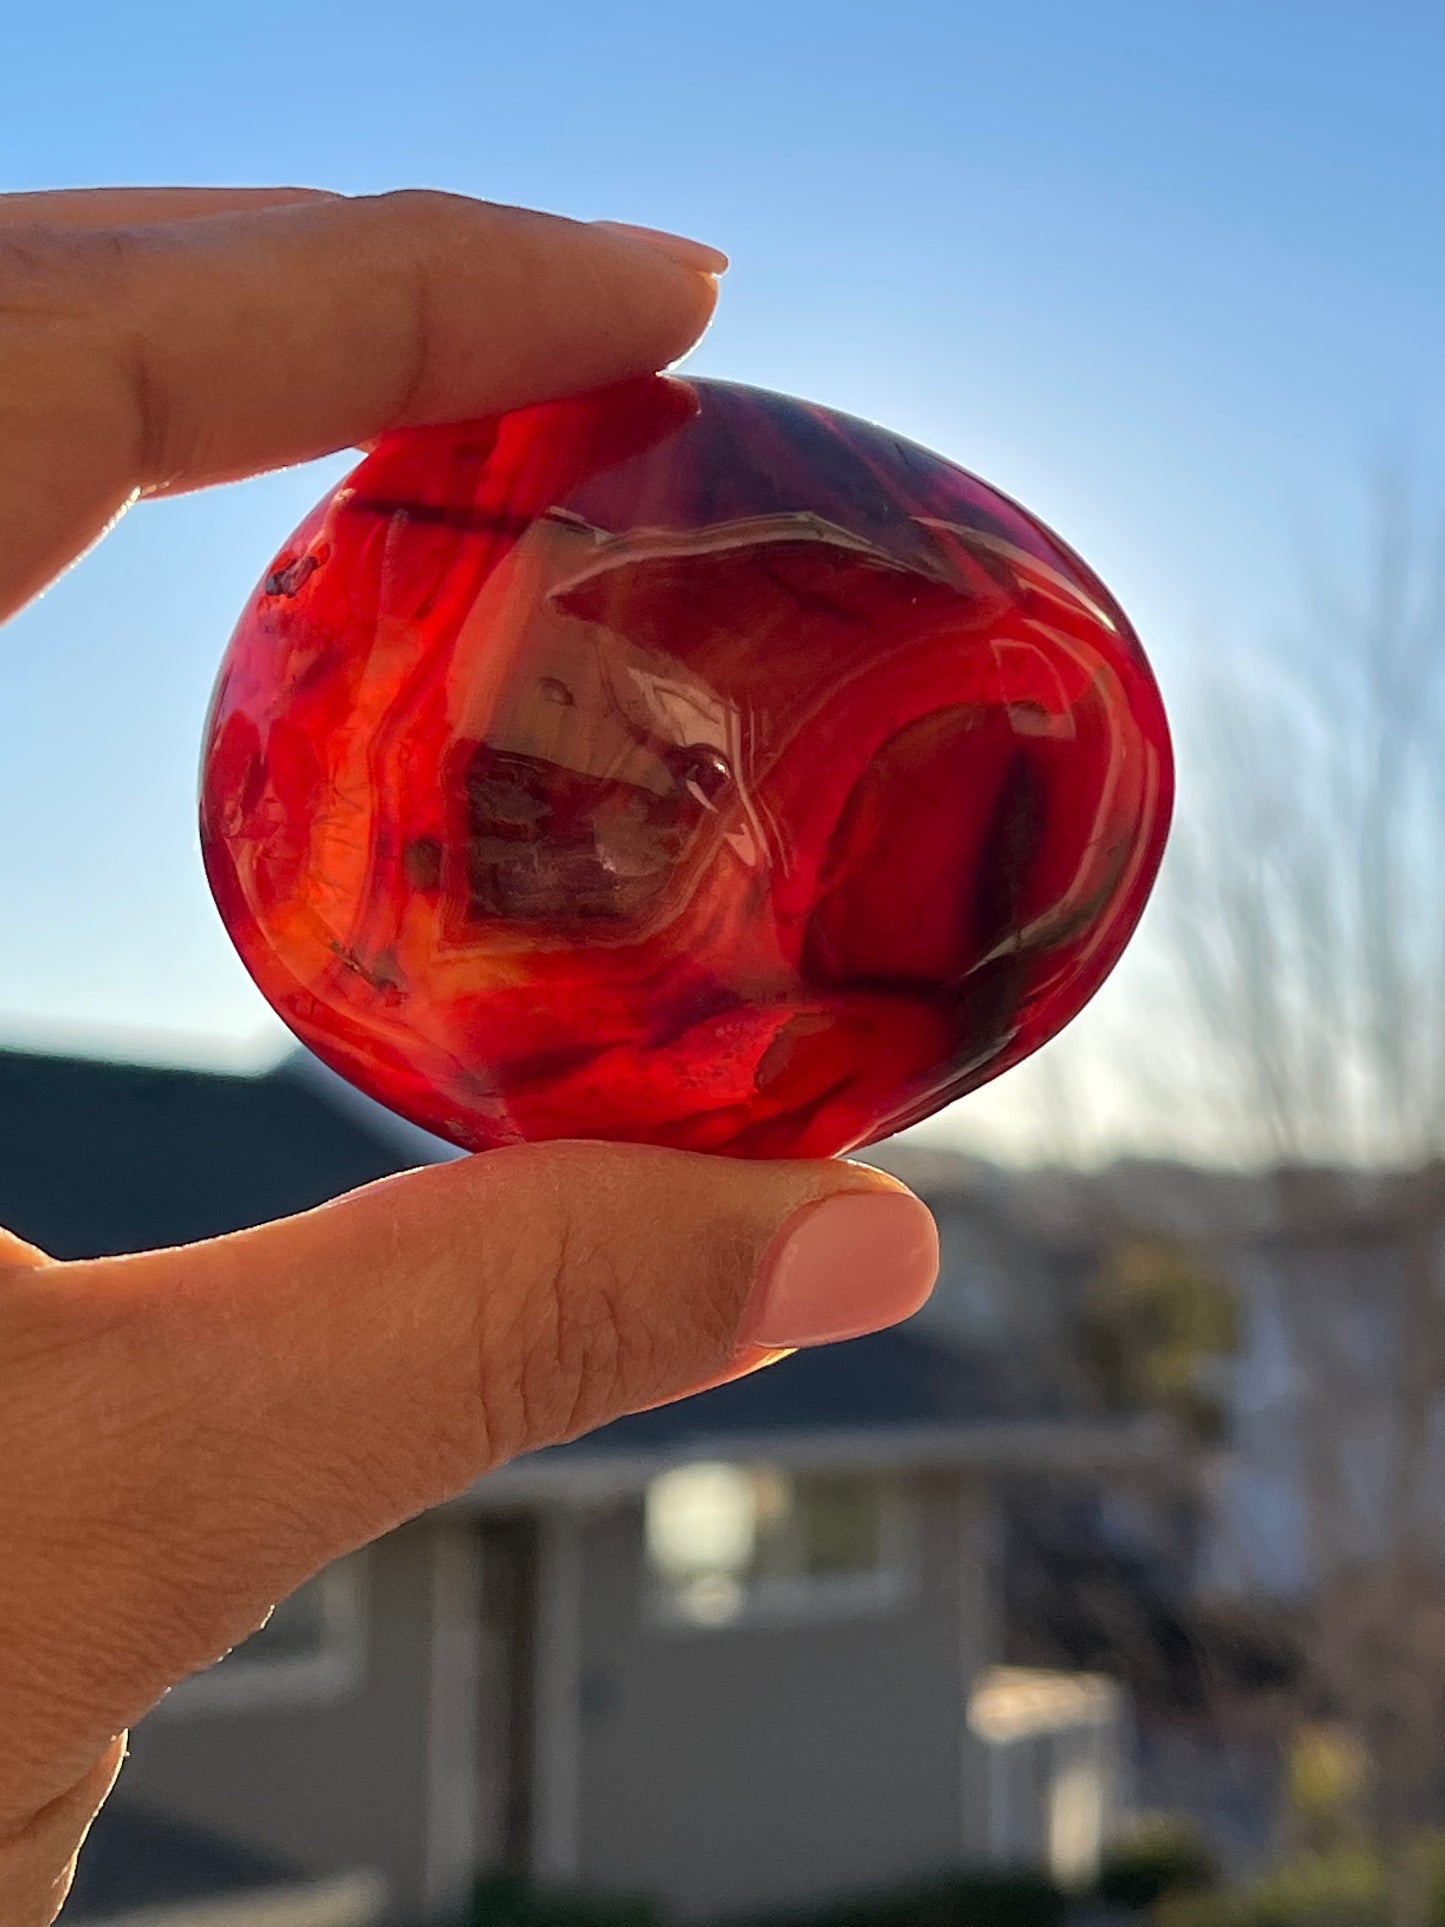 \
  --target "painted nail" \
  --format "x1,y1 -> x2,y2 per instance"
741,1189 -> 940,1351
592,221 -> 730,276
